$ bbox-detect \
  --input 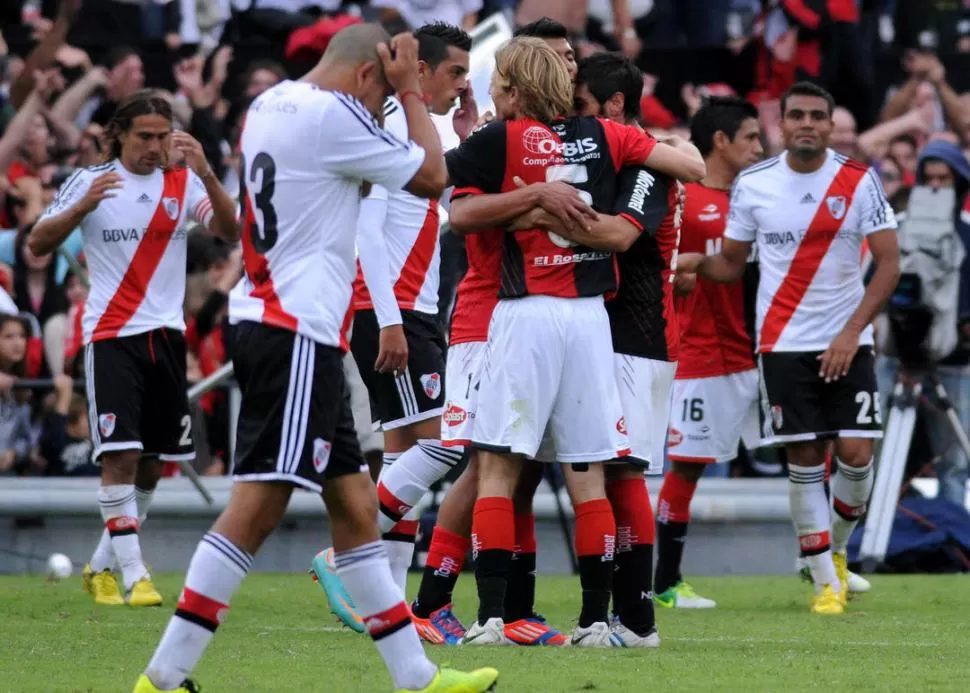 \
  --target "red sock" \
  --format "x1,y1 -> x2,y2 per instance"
574,499 -> 616,628
413,527 -> 471,618
657,471 -> 696,524
427,527 -> 470,573
513,513 -> 537,555
472,497 -> 514,624
606,478 -> 657,634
